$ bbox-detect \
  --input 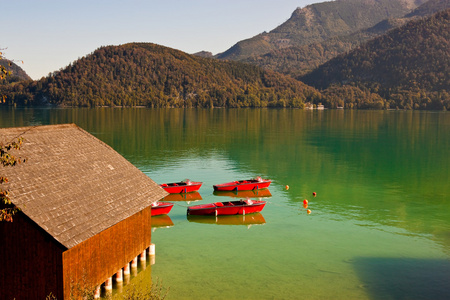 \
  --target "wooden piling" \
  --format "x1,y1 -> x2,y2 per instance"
94,286 -> 101,299
131,256 -> 138,267
123,262 -> 130,275
104,277 -> 113,290
115,269 -> 123,282
149,243 -> 156,256
140,249 -> 147,261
